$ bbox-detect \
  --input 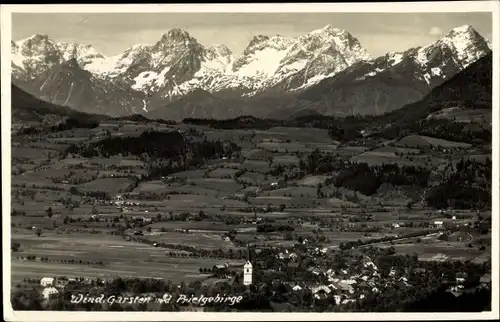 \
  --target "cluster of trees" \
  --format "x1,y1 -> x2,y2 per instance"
66,131 -> 238,161
65,130 -> 240,180
12,242 -> 21,252
66,130 -> 187,159
328,122 -> 363,141
11,209 -> 26,216
331,163 -> 430,195
299,149 -> 346,175
184,116 -> 283,130
37,257 -> 105,266
257,224 -> 295,233
426,158 -> 491,209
